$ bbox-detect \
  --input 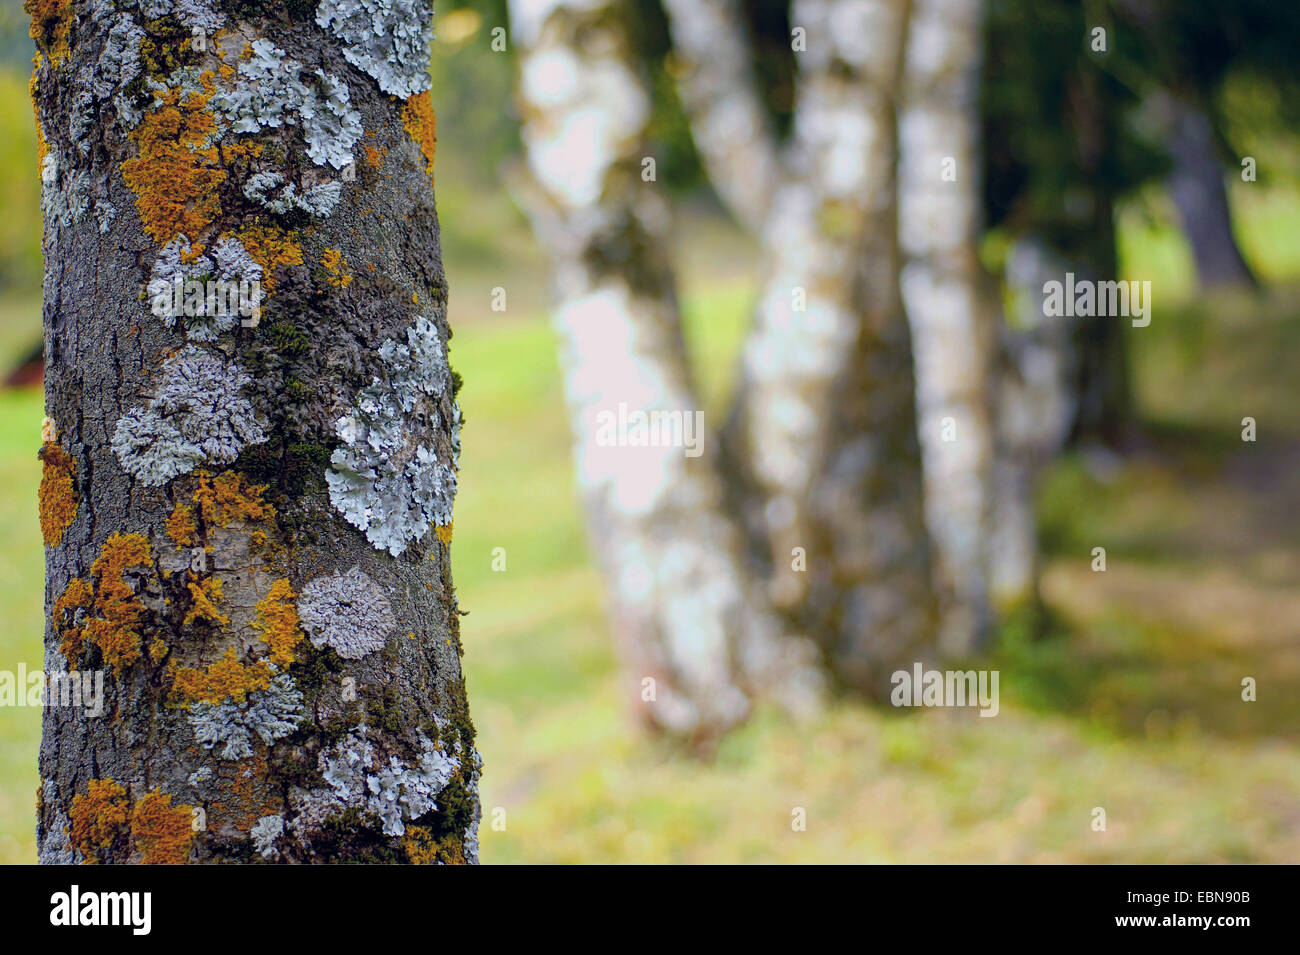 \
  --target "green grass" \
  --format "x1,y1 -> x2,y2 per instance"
457,268 -> 1300,863
0,386 -> 45,863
